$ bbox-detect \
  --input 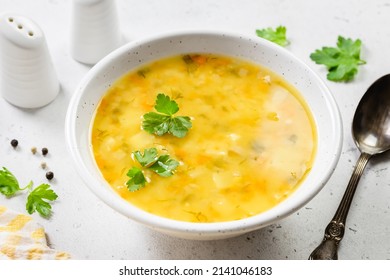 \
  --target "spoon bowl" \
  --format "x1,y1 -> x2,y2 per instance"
353,74 -> 390,154
309,74 -> 390,260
